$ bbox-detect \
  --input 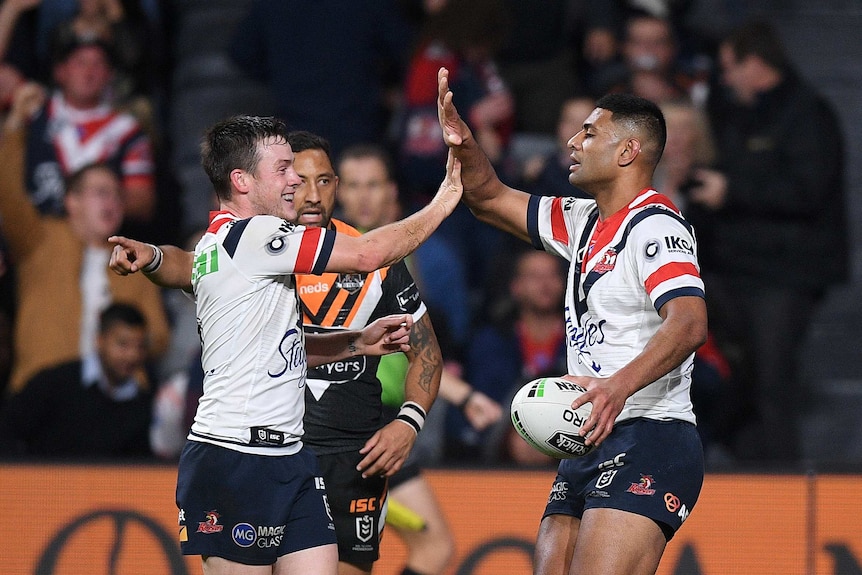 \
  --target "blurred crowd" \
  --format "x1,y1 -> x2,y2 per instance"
0,0 -> 850,469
